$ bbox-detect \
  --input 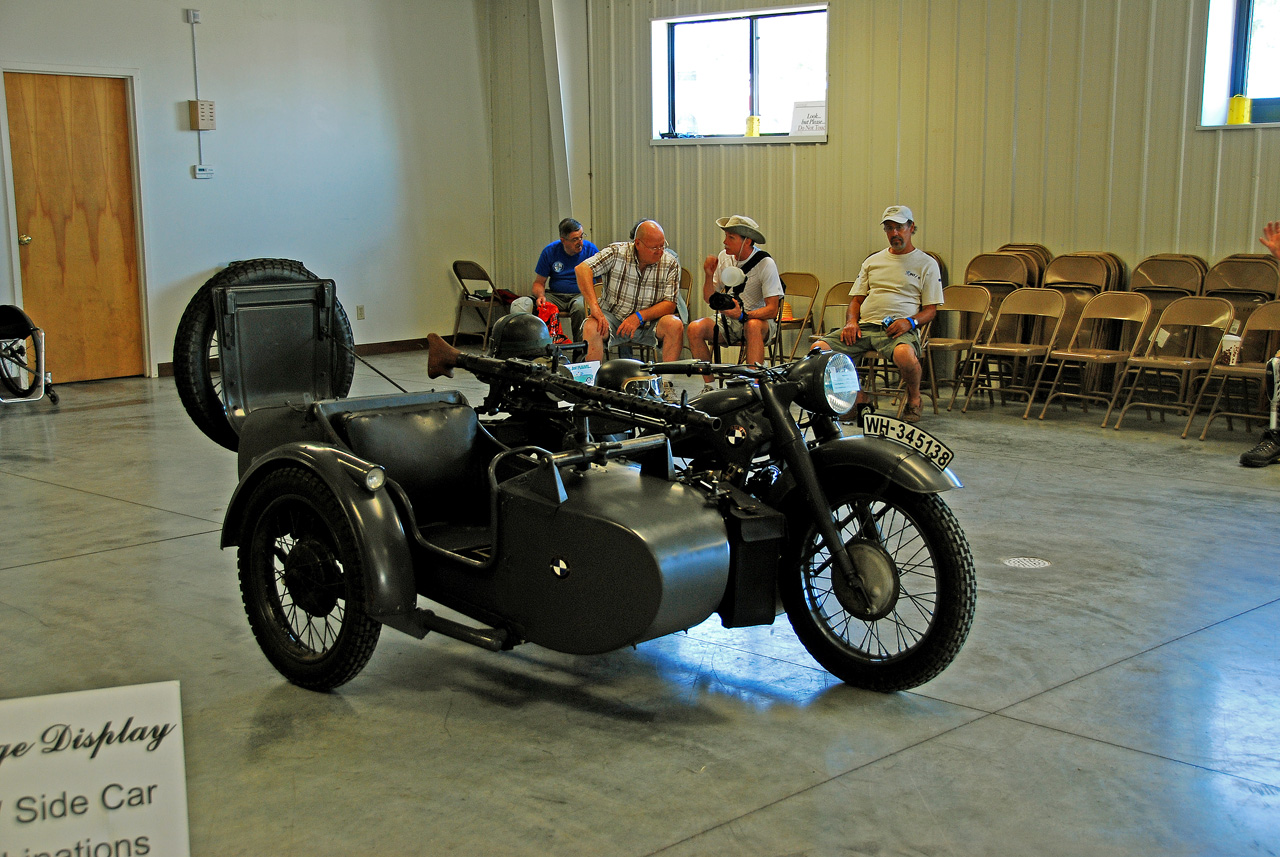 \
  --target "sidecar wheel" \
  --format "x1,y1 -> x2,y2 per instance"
781,484 -> 975,692
238,466 -> 381,691
172,258 -> 356,452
